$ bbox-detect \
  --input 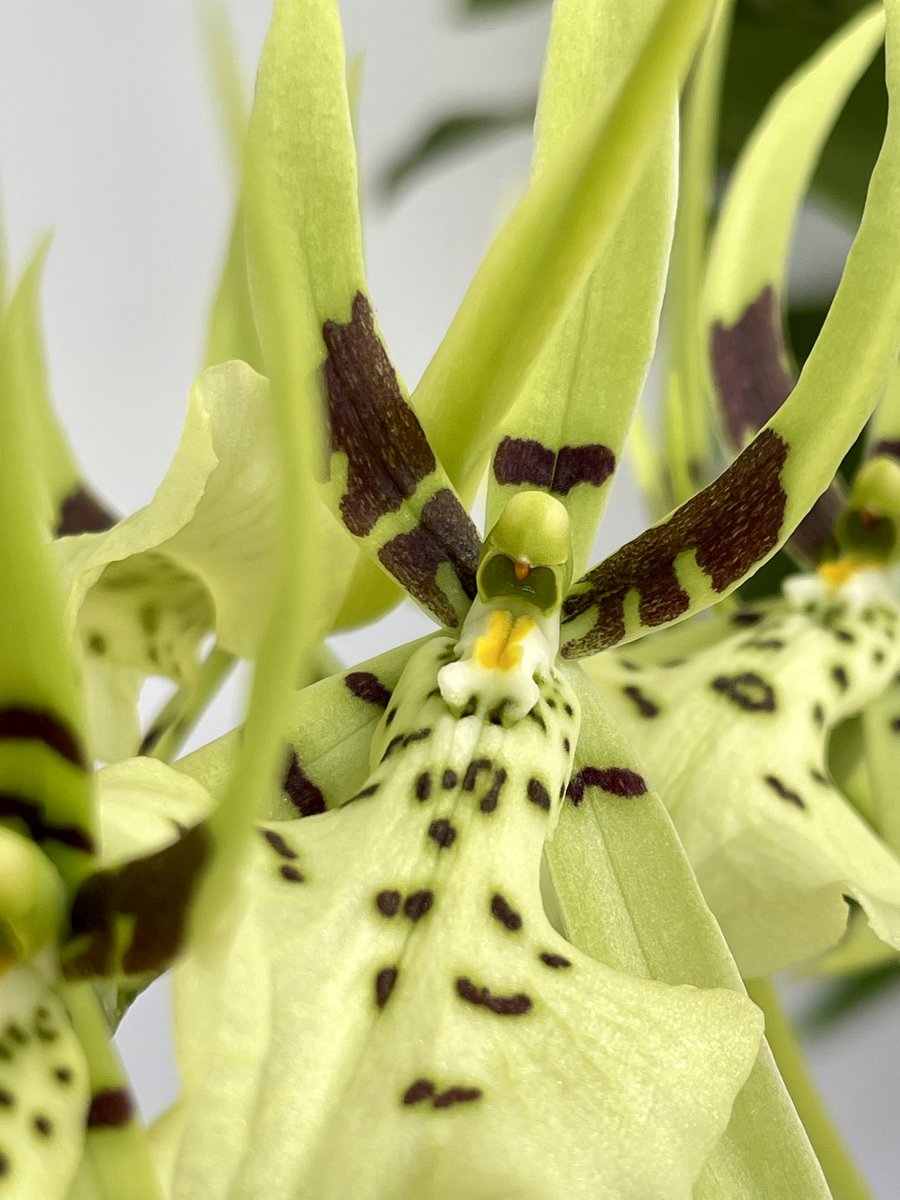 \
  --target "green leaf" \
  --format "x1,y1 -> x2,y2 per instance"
161,636 -> 760,1199
484,0 -> 678,573
413,0 -> 717,503
548,666 -> 832,1198
584,593 -> 900,975
0,966 -> 90,1200
561,0 -> 900,655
